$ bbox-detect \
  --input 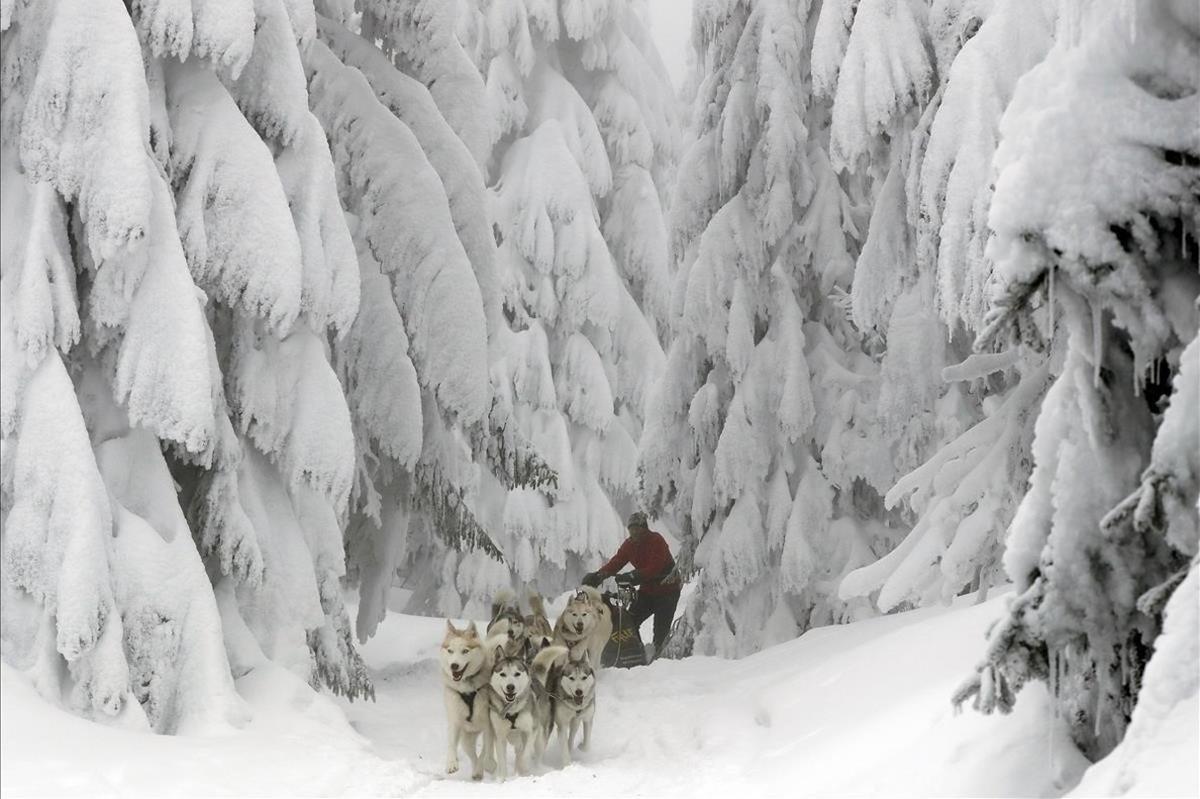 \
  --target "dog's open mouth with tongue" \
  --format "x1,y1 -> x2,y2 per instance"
450,665 -> 465,682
